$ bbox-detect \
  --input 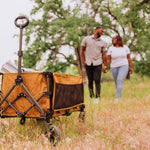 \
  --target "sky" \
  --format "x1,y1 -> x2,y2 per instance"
0,0 -> 77,71
0,0 -> 33,70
